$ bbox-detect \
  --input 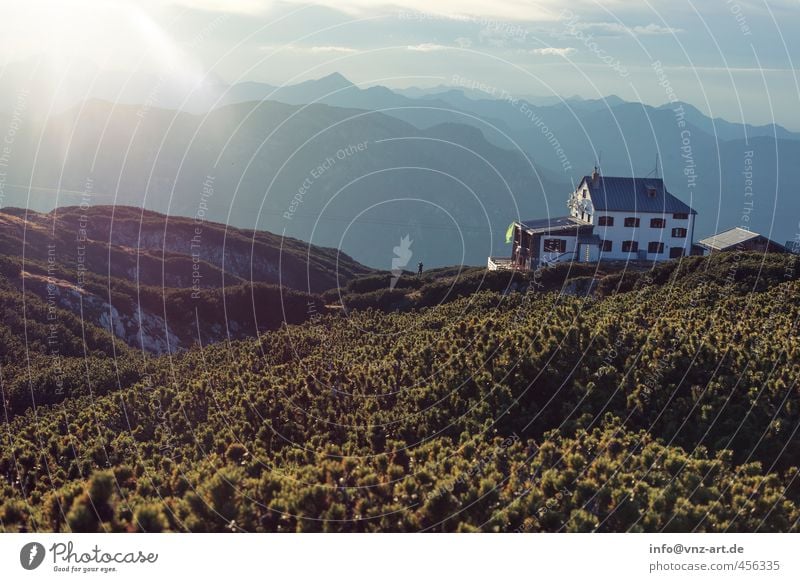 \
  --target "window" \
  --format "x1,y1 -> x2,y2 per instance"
598,216 -> 614,226
673,212 -> 689,220
647,187 -> 657,198
671,227 -> 687,238
624,217 -> 640,228
601,240 -> 612,252
648,241 -> 664,254
543,239 -> 566,253
622,240 -> 638,253
650,218 -> 666,228
669,247 -> 685,258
